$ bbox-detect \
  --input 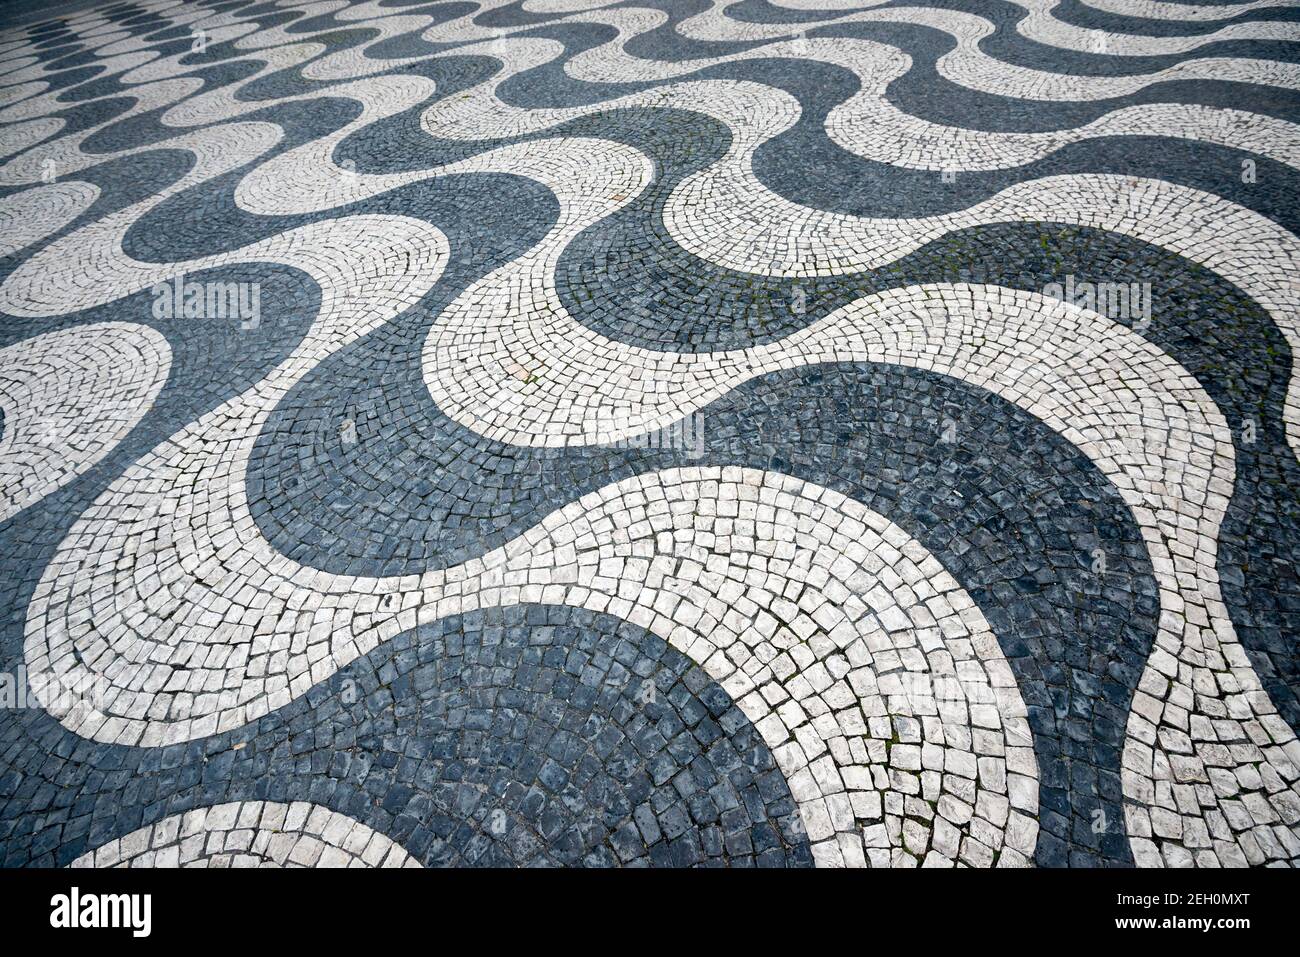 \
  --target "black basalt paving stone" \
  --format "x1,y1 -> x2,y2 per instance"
728,0 -> 1300,33
1,0 -> 1298,870
0,263 -> 321,644
0,605 -> 812,868
731,0 -> 1300,71
248,330 -> 1160,865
